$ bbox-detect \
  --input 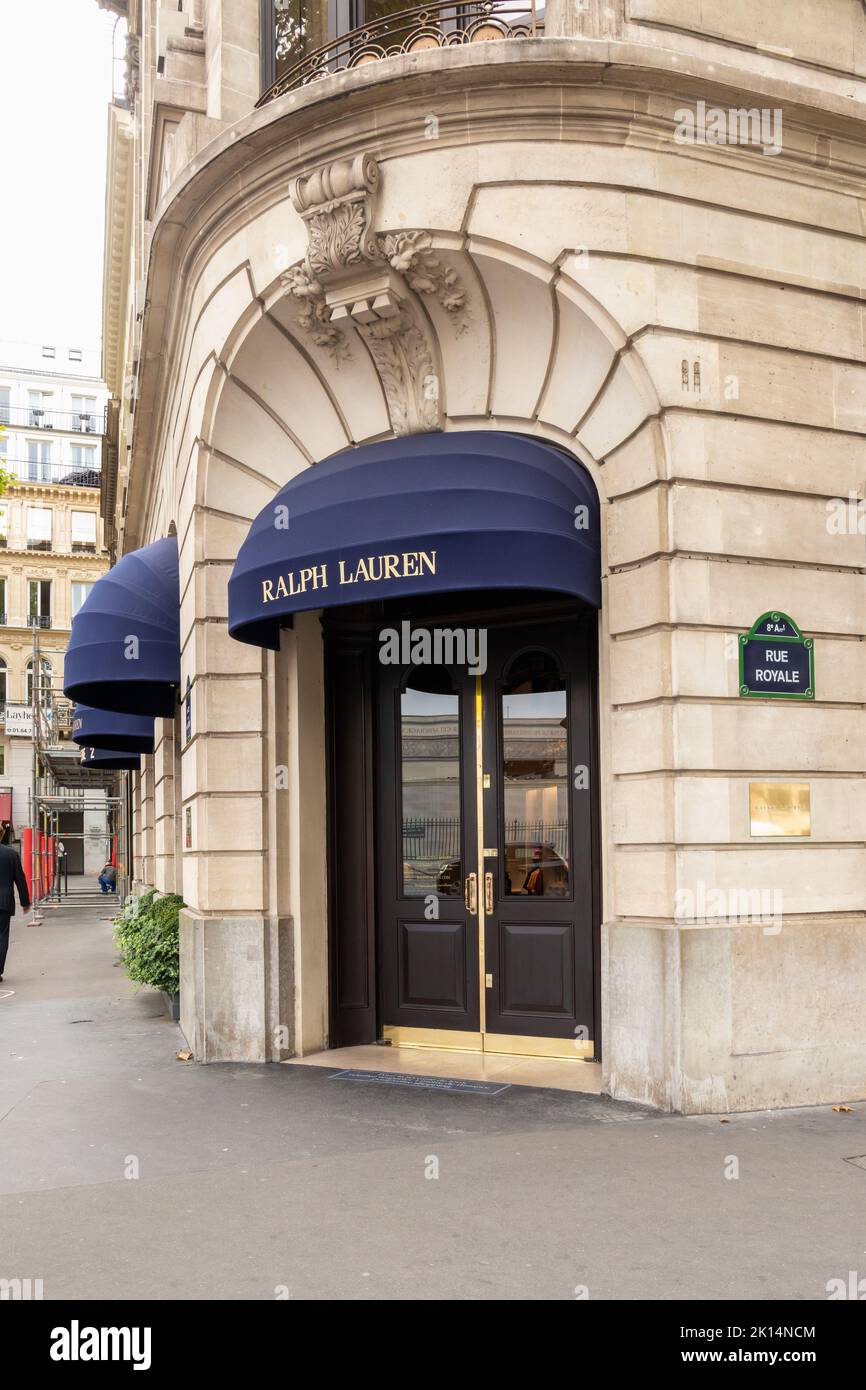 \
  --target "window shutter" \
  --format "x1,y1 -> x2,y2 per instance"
72,511 -> 96,543
27,508 -> 52,540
